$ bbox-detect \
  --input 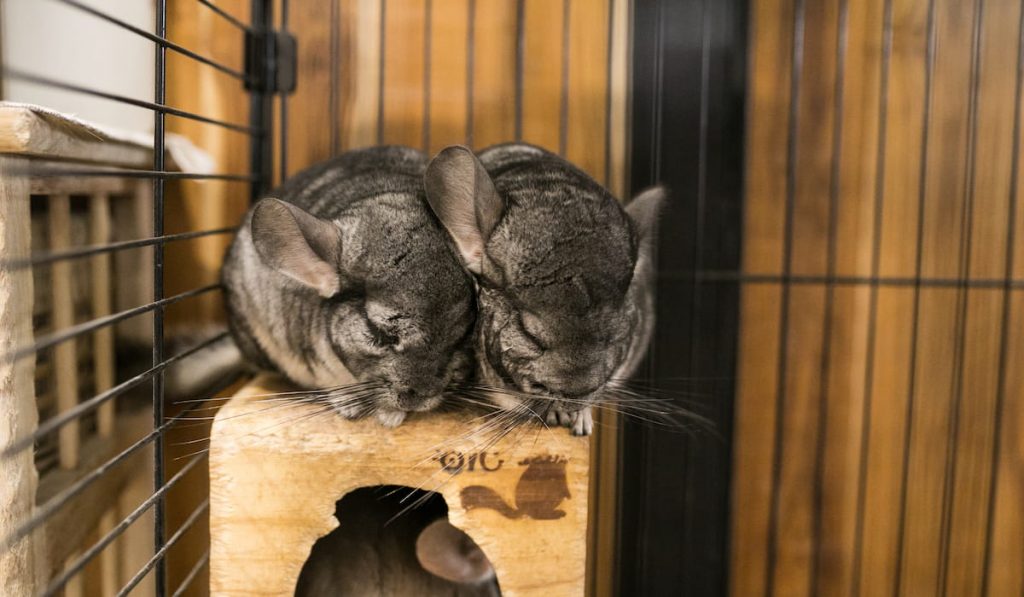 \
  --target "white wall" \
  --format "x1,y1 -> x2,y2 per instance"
3,0 -> 155,133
